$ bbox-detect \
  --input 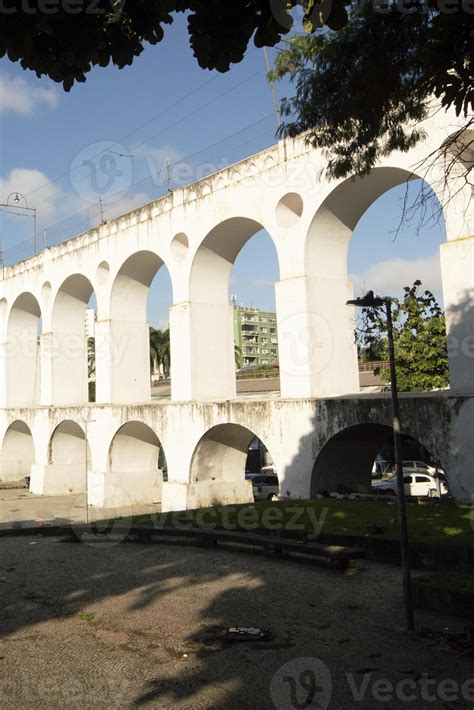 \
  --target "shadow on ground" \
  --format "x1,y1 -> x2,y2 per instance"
0,534 -> 473,709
